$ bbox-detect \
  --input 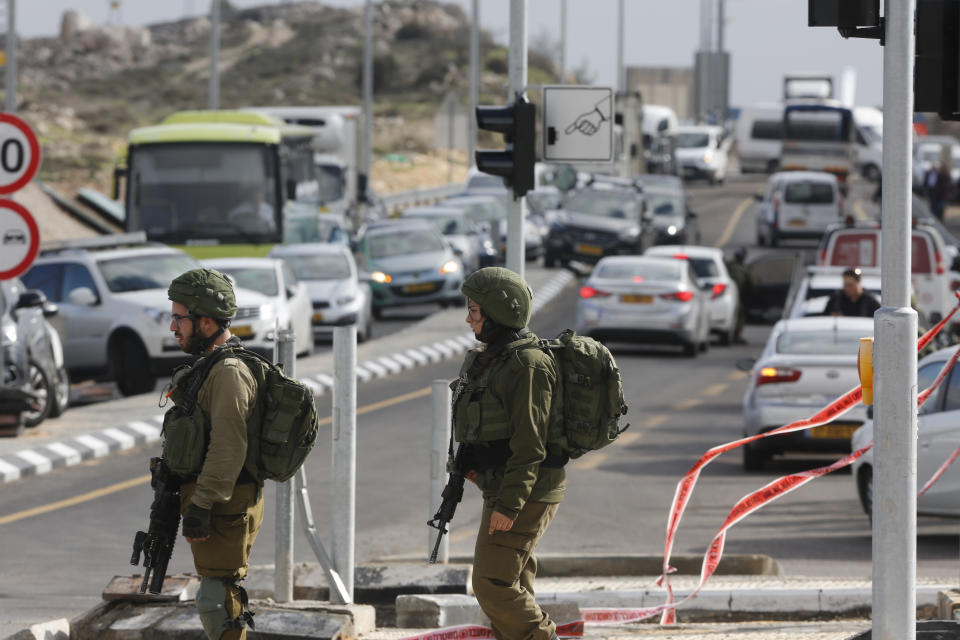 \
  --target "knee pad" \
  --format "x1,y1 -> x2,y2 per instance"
197,577 -> 231,640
